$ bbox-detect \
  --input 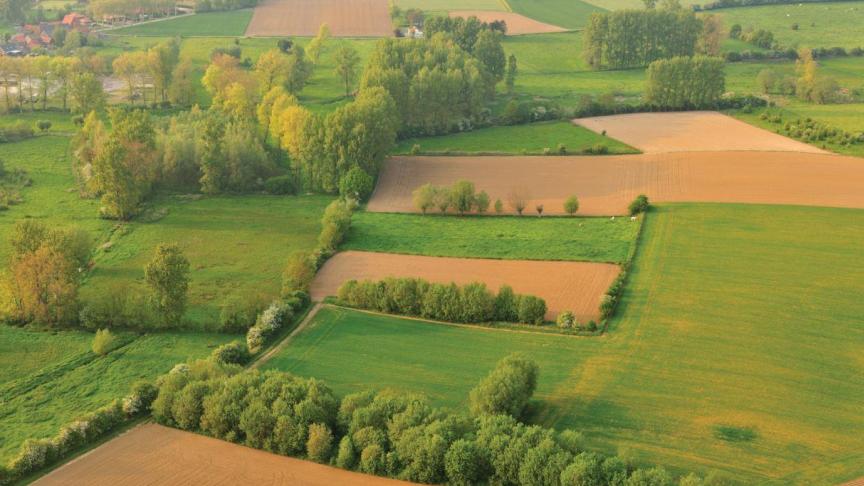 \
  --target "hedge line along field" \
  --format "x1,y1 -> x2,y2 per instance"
267,204 -> 864,484
714,2 -> 864,49
83,195 -> 332,328
0,327 -> 233,462
343,211 -> 640,263
108,10 -> 255,37
391,121 -> 637,155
